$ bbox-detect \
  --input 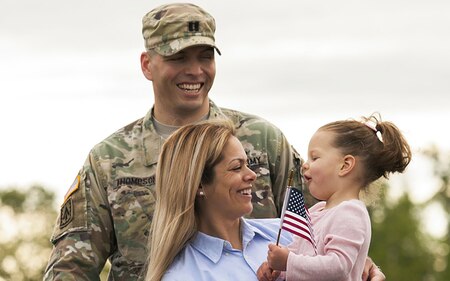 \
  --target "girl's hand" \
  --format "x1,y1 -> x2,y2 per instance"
362,257 -> 386,281
267,243 -> 289,271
